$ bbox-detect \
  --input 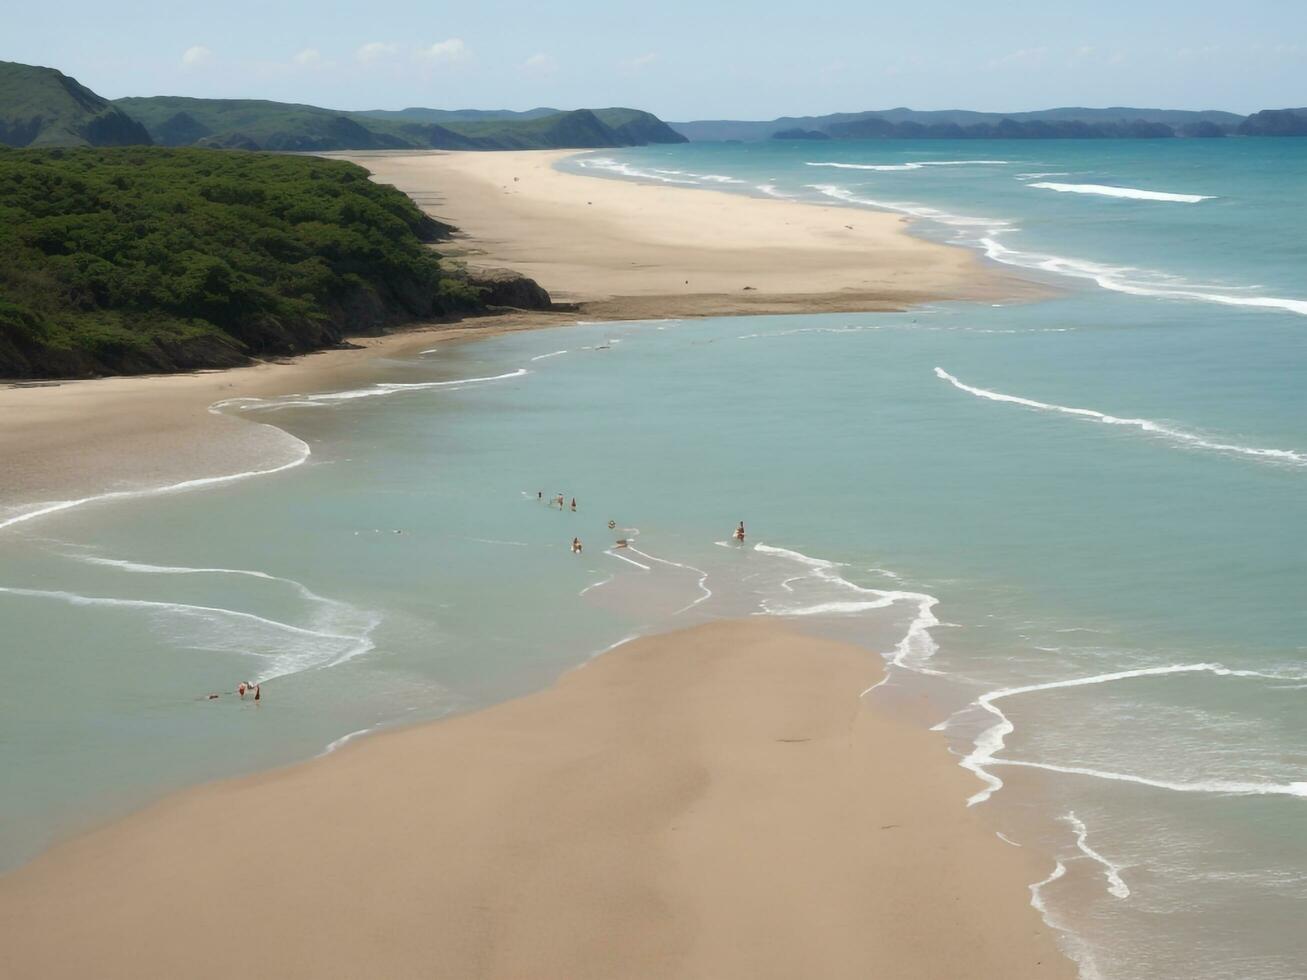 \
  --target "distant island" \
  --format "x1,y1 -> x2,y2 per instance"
671,106 -> 1307,141
0,60 -> 686,151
